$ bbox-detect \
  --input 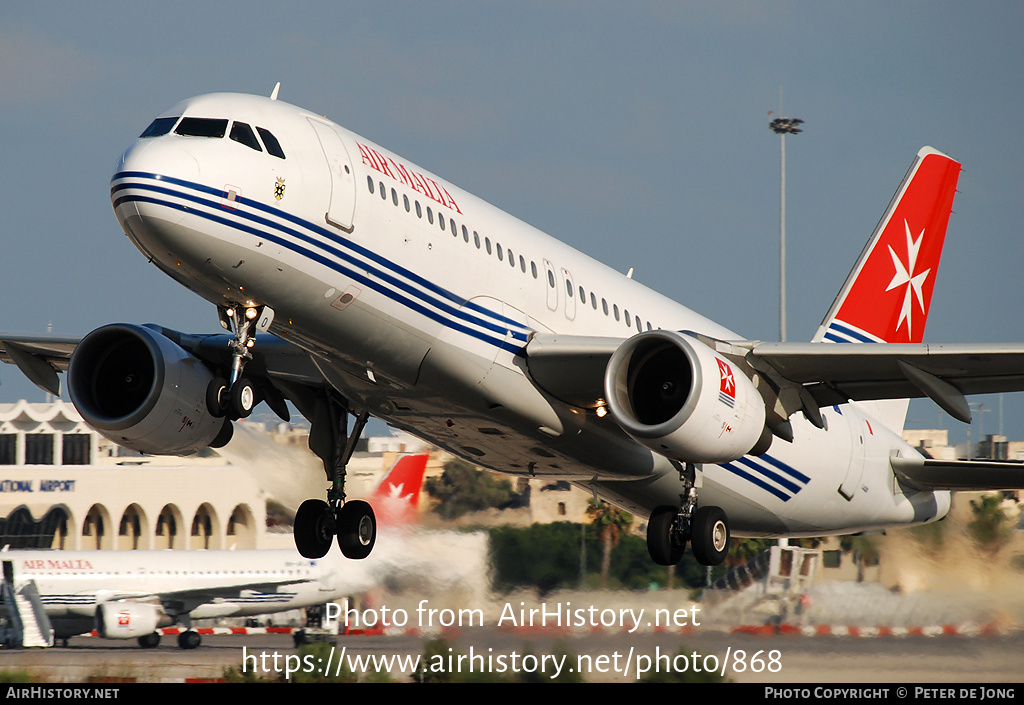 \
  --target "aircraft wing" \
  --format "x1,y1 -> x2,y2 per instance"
748,341 -> 1024,423
524,334 -> 1024,424
0,336 -> 79,397
0,327 -> 328,403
